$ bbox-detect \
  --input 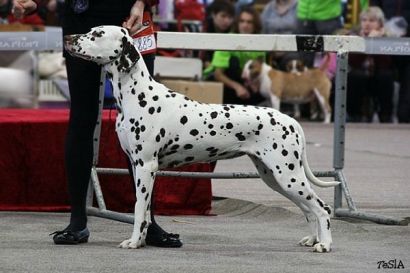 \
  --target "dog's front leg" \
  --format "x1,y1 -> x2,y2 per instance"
270,95 -> 281,110
119,162 -> 156,249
